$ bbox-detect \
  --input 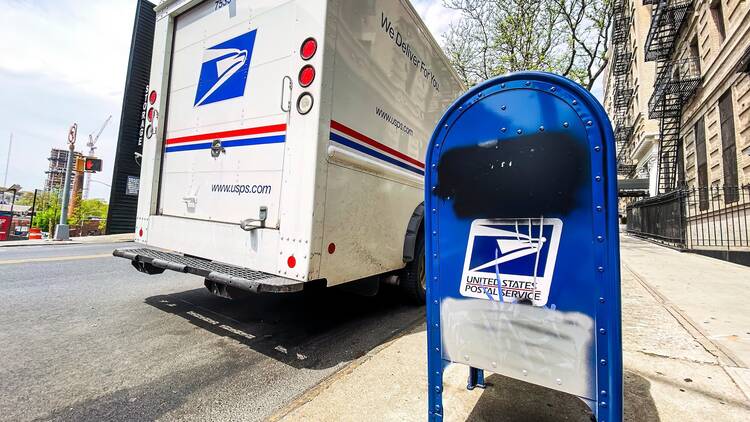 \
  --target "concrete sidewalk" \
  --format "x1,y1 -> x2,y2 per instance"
620,236 -> 750,370
270,235 -> 750,421
0,233 -> 134,247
